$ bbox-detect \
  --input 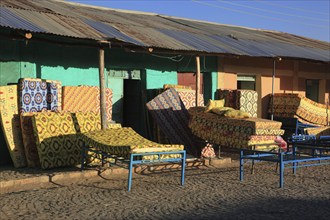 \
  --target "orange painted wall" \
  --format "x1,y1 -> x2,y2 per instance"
217,56 -> 330,118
